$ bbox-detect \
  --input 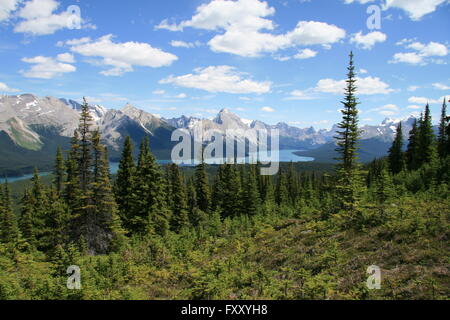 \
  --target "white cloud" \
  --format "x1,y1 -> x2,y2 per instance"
56,52 -> 75,63
374,104 -> 400,116
383,0 -> 448,21
433,83 -> 450,90
0,0 -> 20,22
14,0 -> 93,35
408,96 -> 445,104
170,40 -> 200,48
156,0 -> 345,57
261,106 -> 275,112
391,40 -> 448,65
408,85 -> 420,91
293,48 -> 317,59
21,55 -> 76,79
344,0 -> 376,3
67,34 -> 178,76
0,81 -> 19,92
391,52 -> 424,65
175,93 -> 187,99
407,105 -> 422,109
359,69 -> 368,74
160,65 -> 271,94
315,76 -> 394,95
285,89 -> 316,100
350,31 -> 387,50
